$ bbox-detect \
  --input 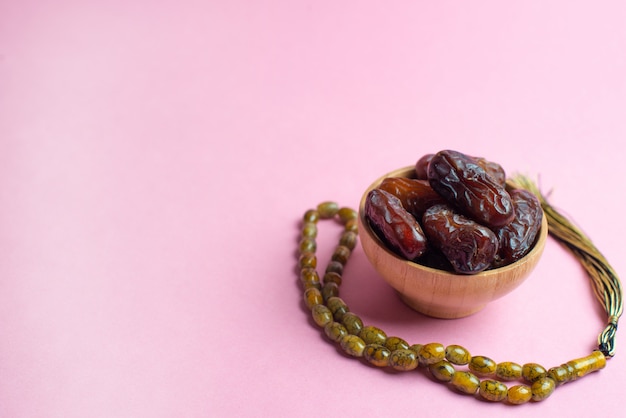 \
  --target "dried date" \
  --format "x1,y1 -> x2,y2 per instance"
417,152 -> 506,187
415,154 -> 434,179
365,189 -> 427,260
422,204 -> 499,274
493,189 -> 543,267
379,177 -> 446,219
427,150 -> 514,228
